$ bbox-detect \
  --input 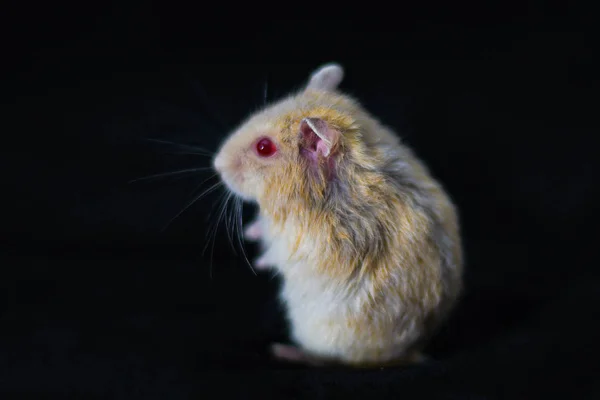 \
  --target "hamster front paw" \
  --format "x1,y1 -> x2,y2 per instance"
244,219 -> 262,241
254,253 -> 273,270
